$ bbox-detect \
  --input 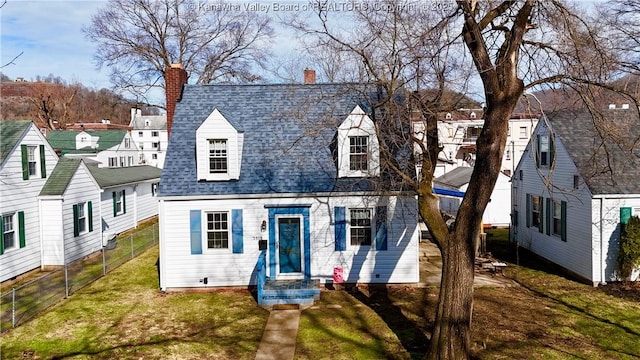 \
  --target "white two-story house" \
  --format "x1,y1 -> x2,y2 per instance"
129,108 -> 168,168
47,129 -> 140,168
